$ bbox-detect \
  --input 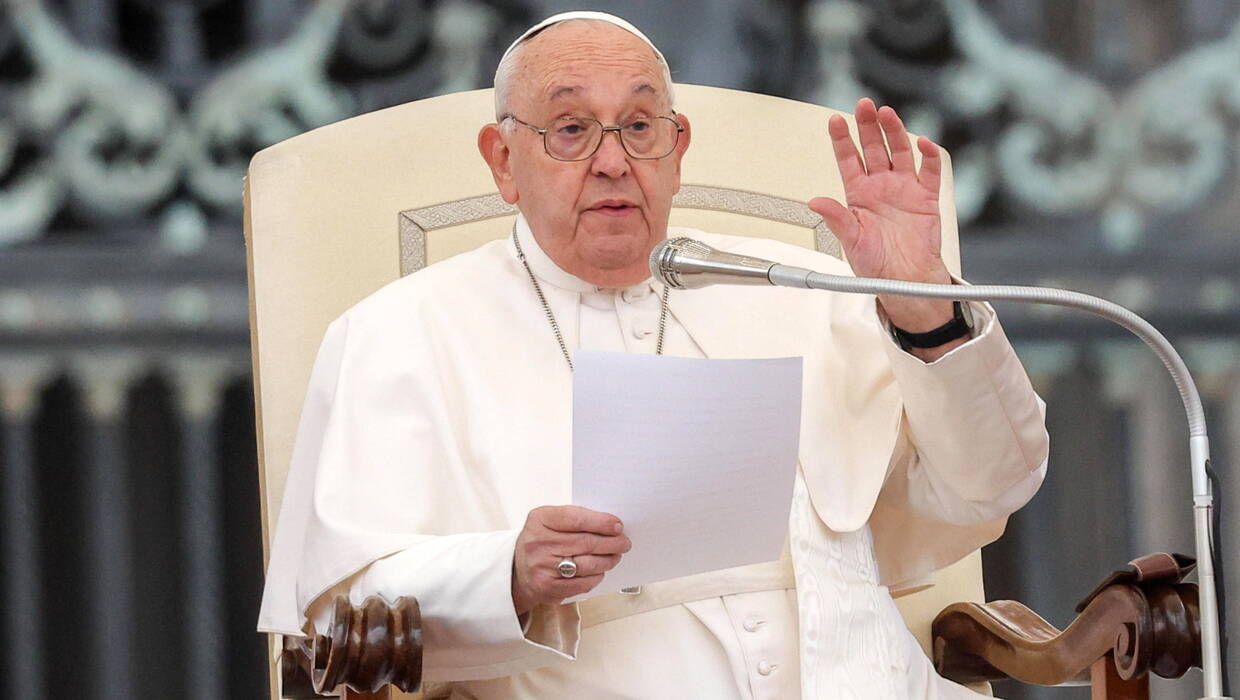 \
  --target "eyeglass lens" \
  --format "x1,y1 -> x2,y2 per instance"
545,117 -> 679,161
